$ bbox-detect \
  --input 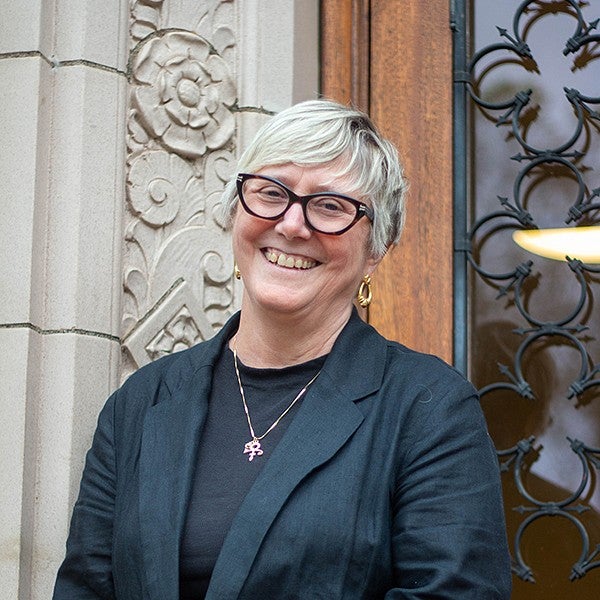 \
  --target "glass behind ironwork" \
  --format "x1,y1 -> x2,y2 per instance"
465,1 -> 600,597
